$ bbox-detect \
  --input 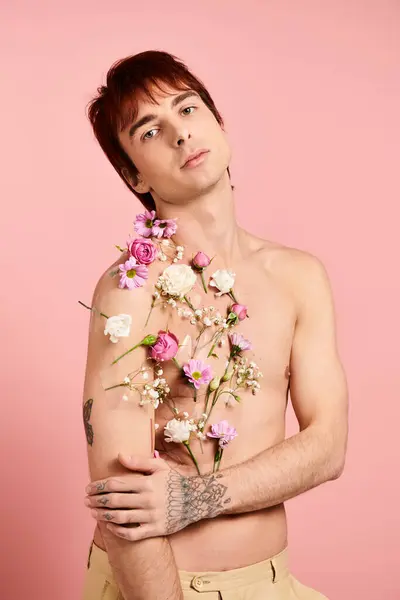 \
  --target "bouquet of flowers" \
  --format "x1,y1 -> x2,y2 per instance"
79,210 -> 262,475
